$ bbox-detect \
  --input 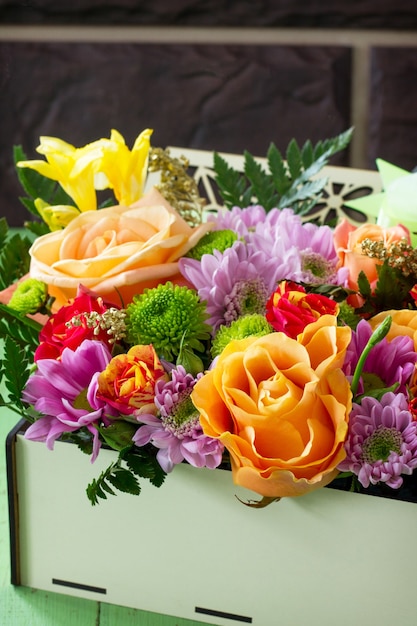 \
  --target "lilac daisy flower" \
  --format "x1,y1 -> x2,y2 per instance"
343,319 -> 417,395
133,366 -> 224,473
208,205 -> 268,238
179,240 -> 285,331
338,392 -> 417,489
23,339 -> 116,461
248,208 -> 345,285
